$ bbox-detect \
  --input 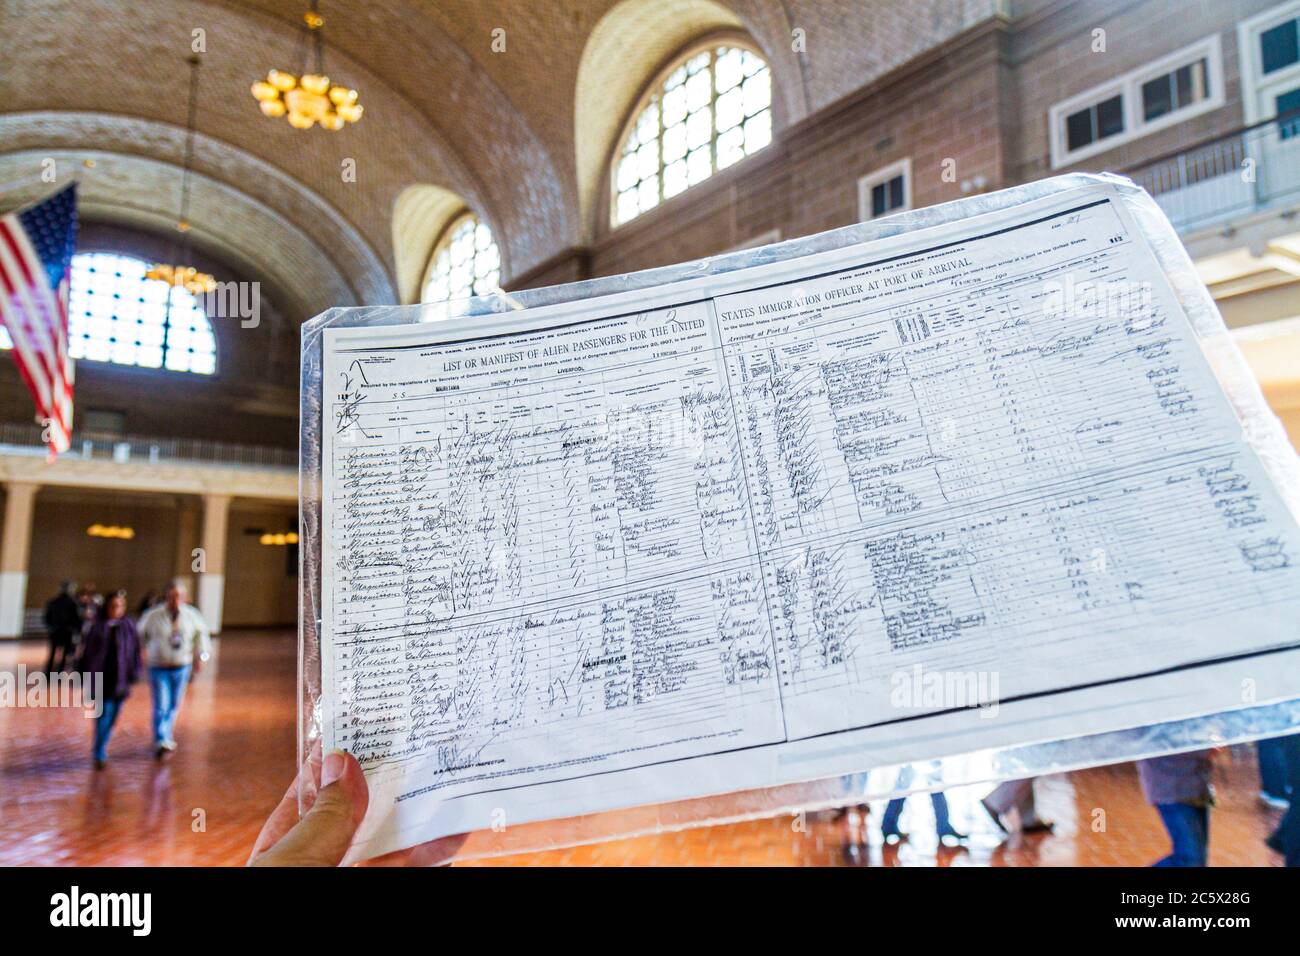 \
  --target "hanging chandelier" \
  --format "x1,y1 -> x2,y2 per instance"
146,263 -> 216,295
250,2 -> 363,131
147,55 -> 217,296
